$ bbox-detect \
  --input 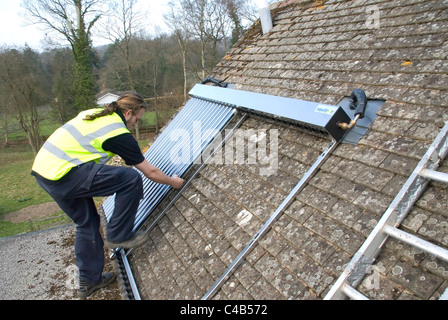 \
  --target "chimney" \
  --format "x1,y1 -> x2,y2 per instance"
257,0 -> 273,34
